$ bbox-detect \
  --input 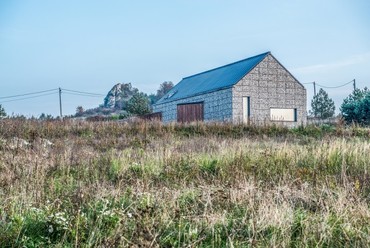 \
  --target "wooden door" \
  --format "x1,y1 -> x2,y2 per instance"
177,102 -> 204,123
